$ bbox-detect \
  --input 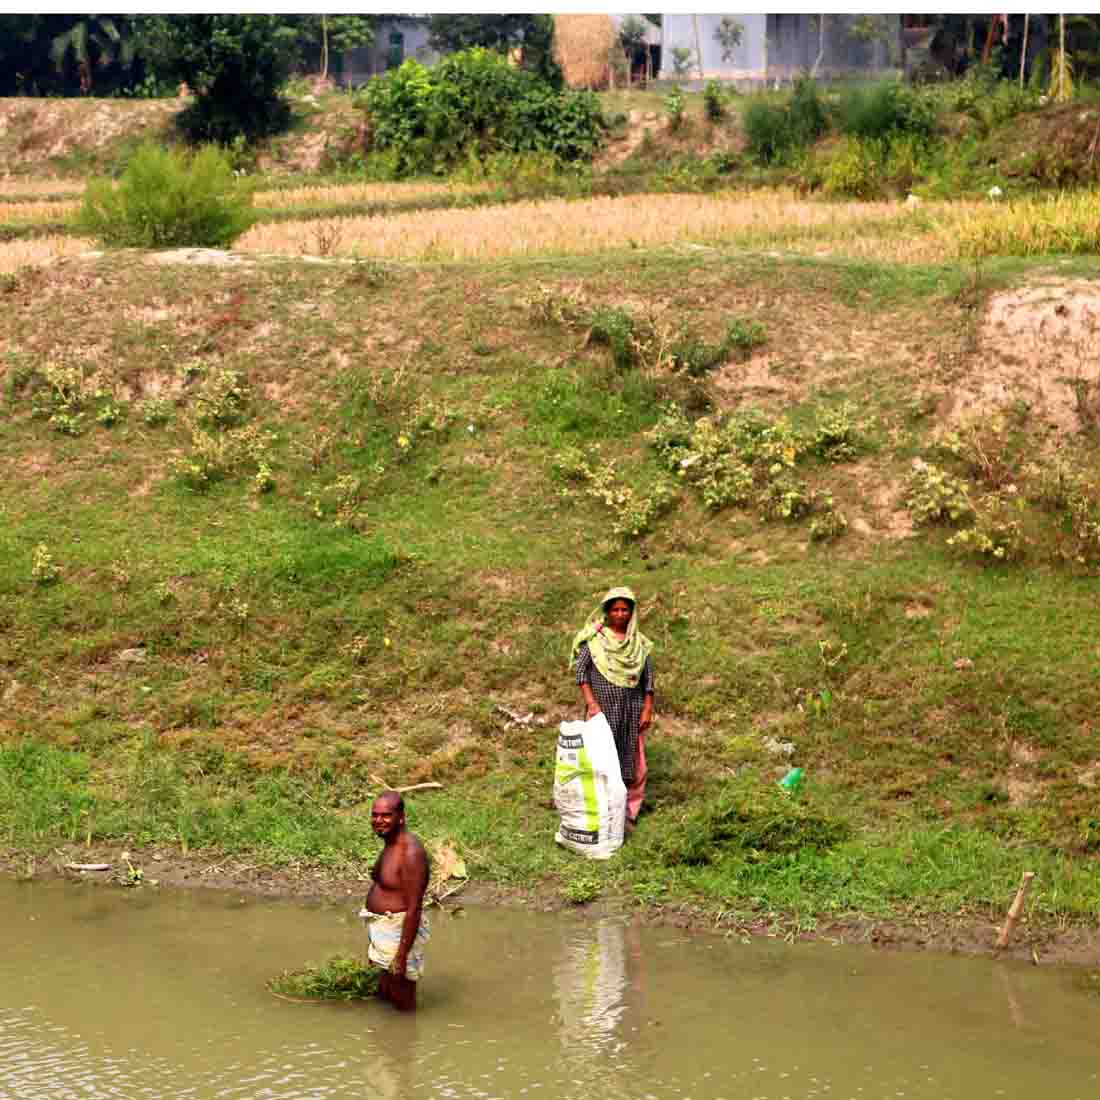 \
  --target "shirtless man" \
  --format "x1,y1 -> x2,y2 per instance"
365,791 -> 430,1012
